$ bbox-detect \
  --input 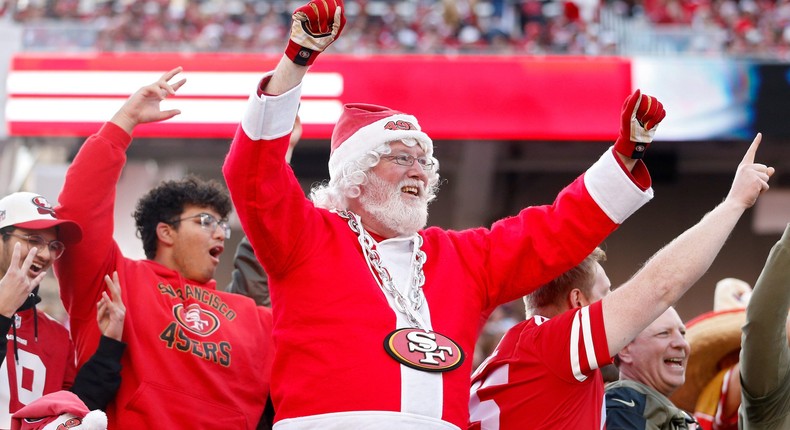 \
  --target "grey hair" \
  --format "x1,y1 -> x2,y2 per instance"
310,138 -> 441,210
